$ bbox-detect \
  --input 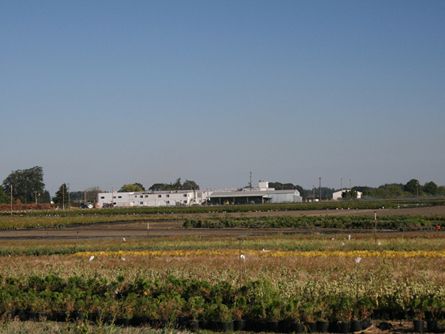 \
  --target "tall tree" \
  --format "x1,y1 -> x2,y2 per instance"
0,187 -> 8,204
2,166 -> 45,203
342,189 -> 358,199
182,180 -> 199,190
423,181 -> 438,195
39,190 -> 51,203
173,178 -> 182,189
149,179 -> 200,191
119,183 -> 145,192
438,186 -> 445,196
53,183 -> 69,208
404,179 -> 420,195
